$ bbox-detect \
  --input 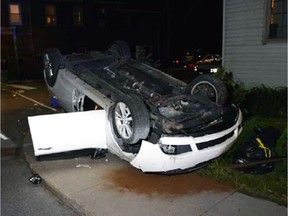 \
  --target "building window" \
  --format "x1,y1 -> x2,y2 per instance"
73,6 -> 83,25
9,3 -> 22,25
46,5 -> 57,25
267,0 -> 287,40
